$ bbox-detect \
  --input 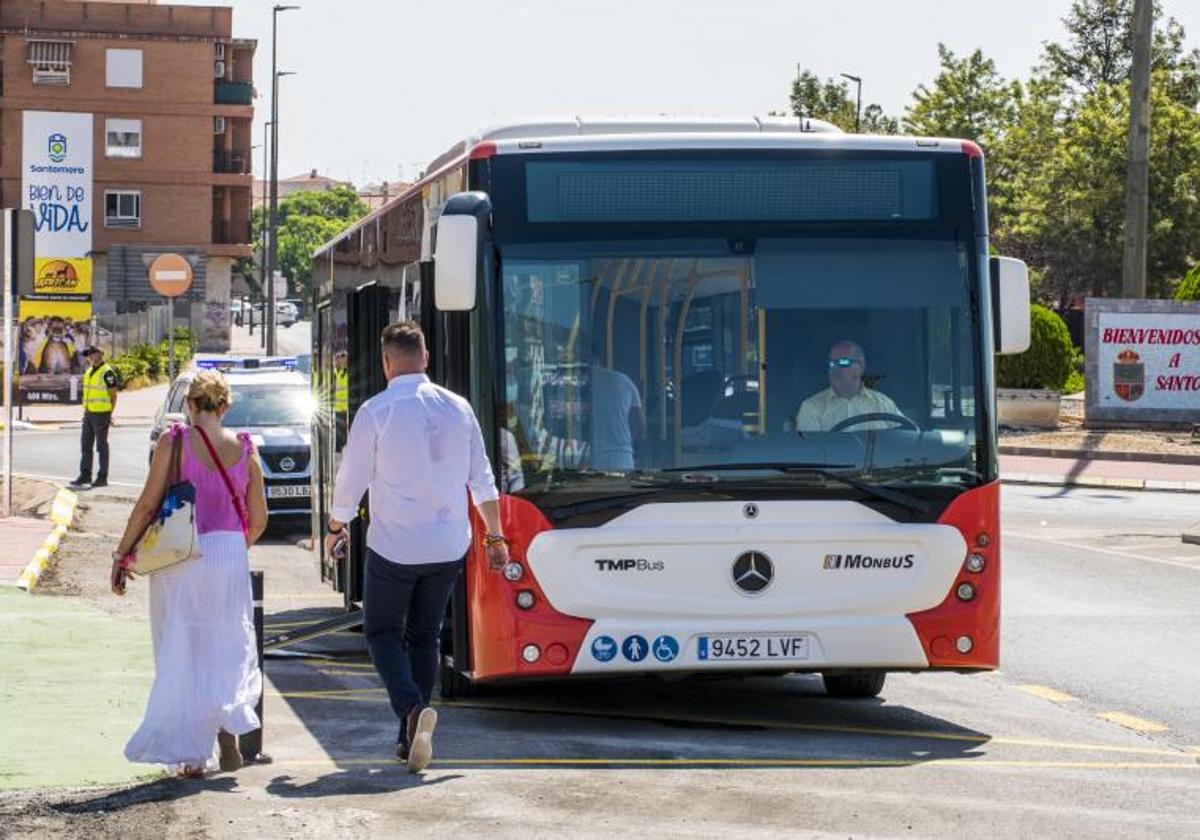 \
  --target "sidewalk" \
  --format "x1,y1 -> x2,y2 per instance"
0,517 -> 56,586
15,382 -> 168,429
999,453 -> 1200,492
